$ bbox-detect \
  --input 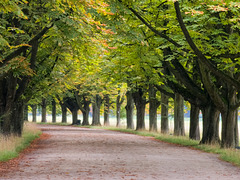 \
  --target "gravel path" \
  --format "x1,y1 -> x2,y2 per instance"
1,125 -> 240,180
